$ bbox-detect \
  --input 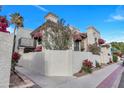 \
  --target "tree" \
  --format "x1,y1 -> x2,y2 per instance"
111,42 -> 124,54
42,19 -> 73,50
10,13 -> 24,82
10,12 -> 24,52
